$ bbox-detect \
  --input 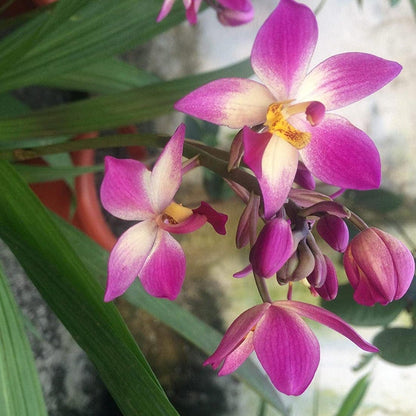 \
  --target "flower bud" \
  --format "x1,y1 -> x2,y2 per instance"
236,193 -> 260,249
315,255 -> 338,301
316,214 -> 349,252
343,227 -> 415,306
216,0 -> 254,26
250,218 -> 293,278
